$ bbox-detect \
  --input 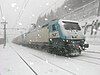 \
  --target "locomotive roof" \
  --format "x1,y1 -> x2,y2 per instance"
41,19 -> 79,28
59,19 -> 79,23
51,19 -> 79,23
